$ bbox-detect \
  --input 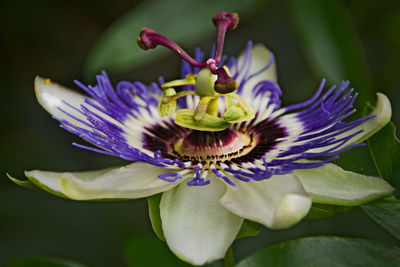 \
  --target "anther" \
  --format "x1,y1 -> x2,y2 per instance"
212,12 -> 240,63
214,67 -> 238,94
158,88 -> 177,117
137,28 -> 206,68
